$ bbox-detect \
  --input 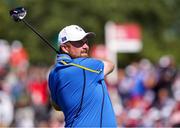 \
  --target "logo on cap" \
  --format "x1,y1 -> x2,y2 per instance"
62,36 -> 67,42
